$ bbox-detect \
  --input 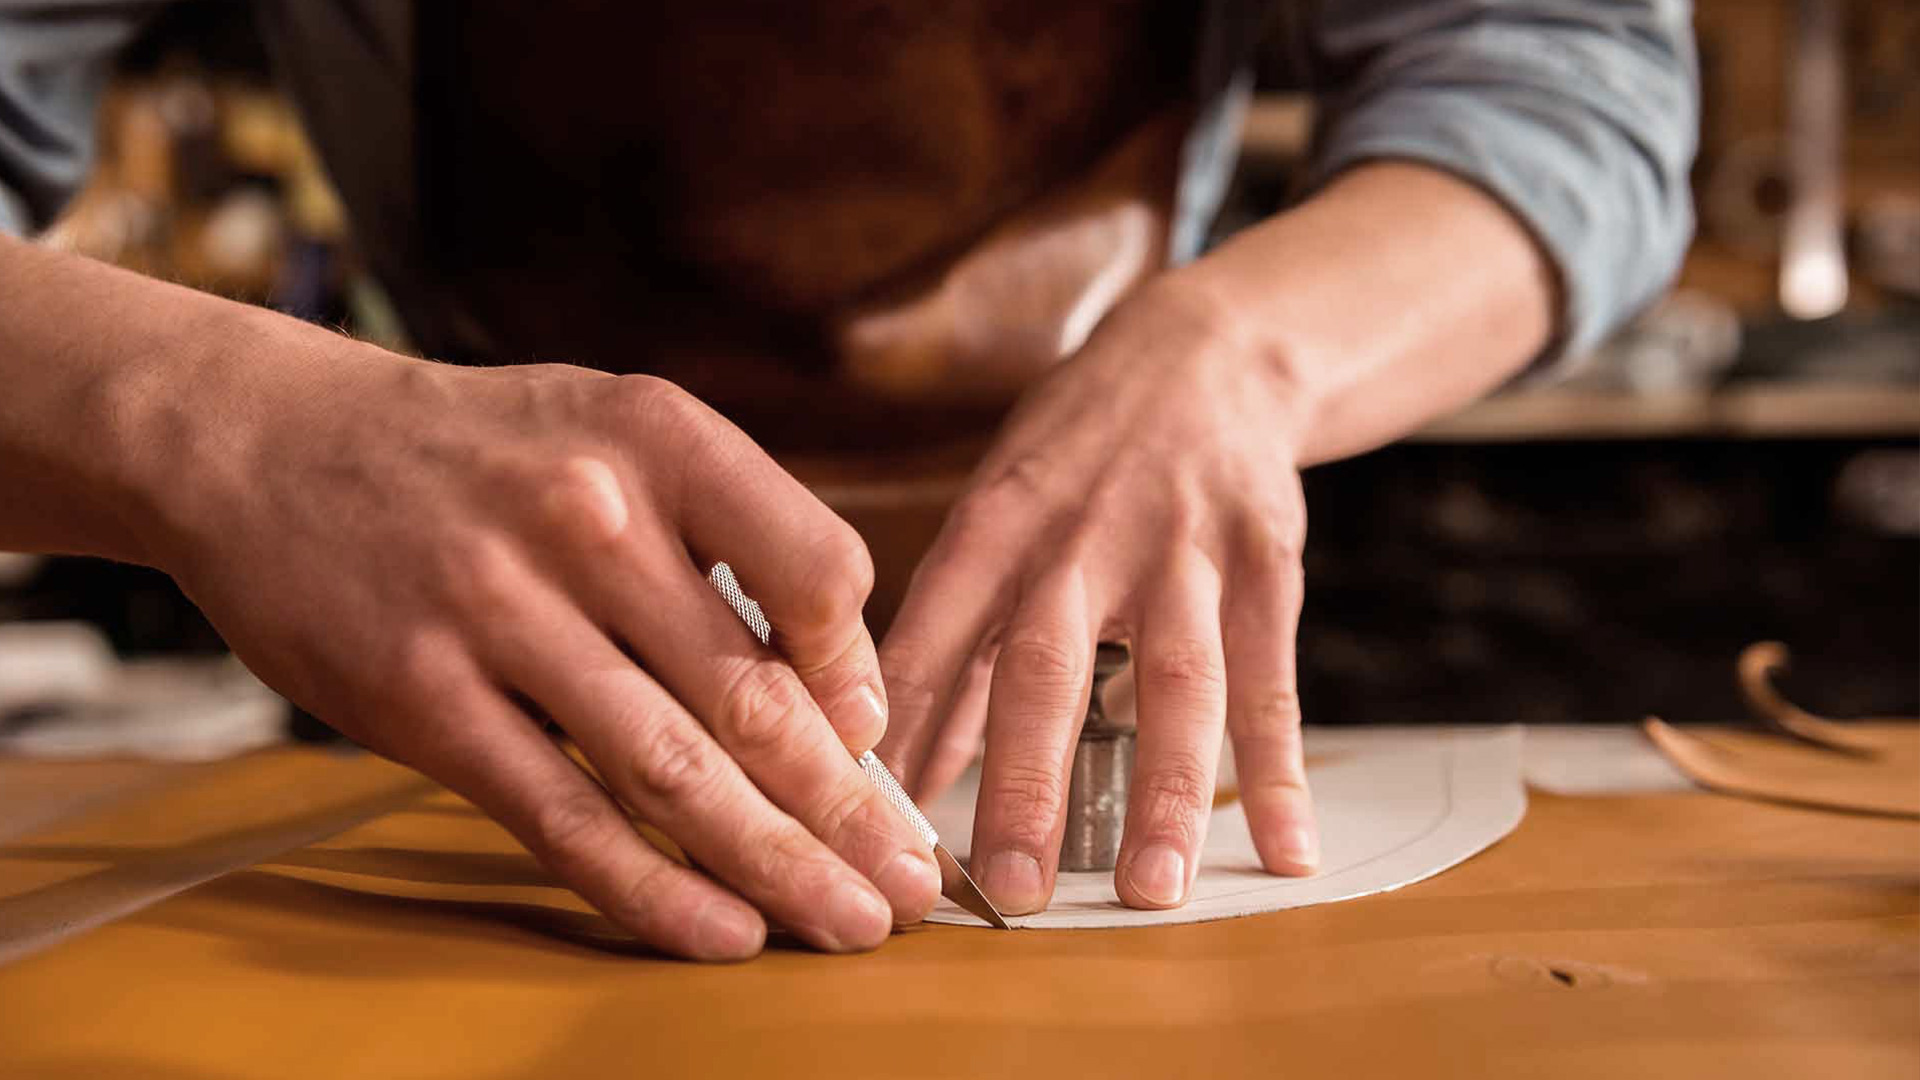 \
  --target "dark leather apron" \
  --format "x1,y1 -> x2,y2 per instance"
264,2 -> 1198,452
